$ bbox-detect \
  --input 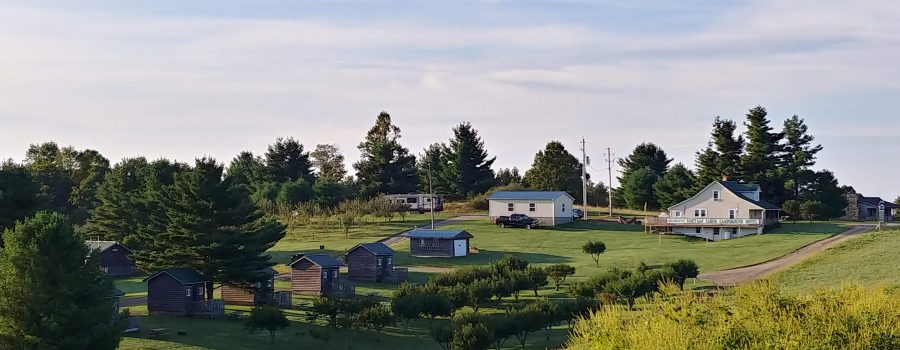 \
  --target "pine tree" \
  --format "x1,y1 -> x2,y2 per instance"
524,141 -> 586,202
439,123 -> 496,199
711,117 -> 744,179
781,115 -> 823,201
621,167 -> 660,210
0,212 -> 125,349
693,144 -> 720,190
226,151 -> 268,189
740,106 -> 786,204
0,161 -> 40,234
617,143 -> 671,208
137,158 -> 286,299
81,158 -> 149,245
806,170 -> 846,219
417,143 -> 451,194
653,163 -> 697,208
129,159 -> 189,270
265,137 -> 314,184
354,112 -> 418,197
